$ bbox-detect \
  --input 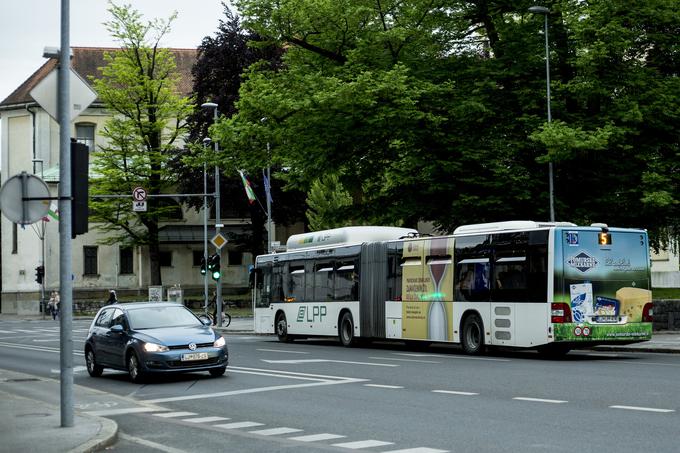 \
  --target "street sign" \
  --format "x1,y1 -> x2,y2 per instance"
29,68 -> 97,122
0,172 -> 50,224
211,233 -> 228,249
132,187 -> 147,201
133,201 -> 147,212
